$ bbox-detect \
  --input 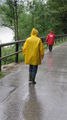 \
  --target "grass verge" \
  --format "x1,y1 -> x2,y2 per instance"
0,72 -> 4,79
